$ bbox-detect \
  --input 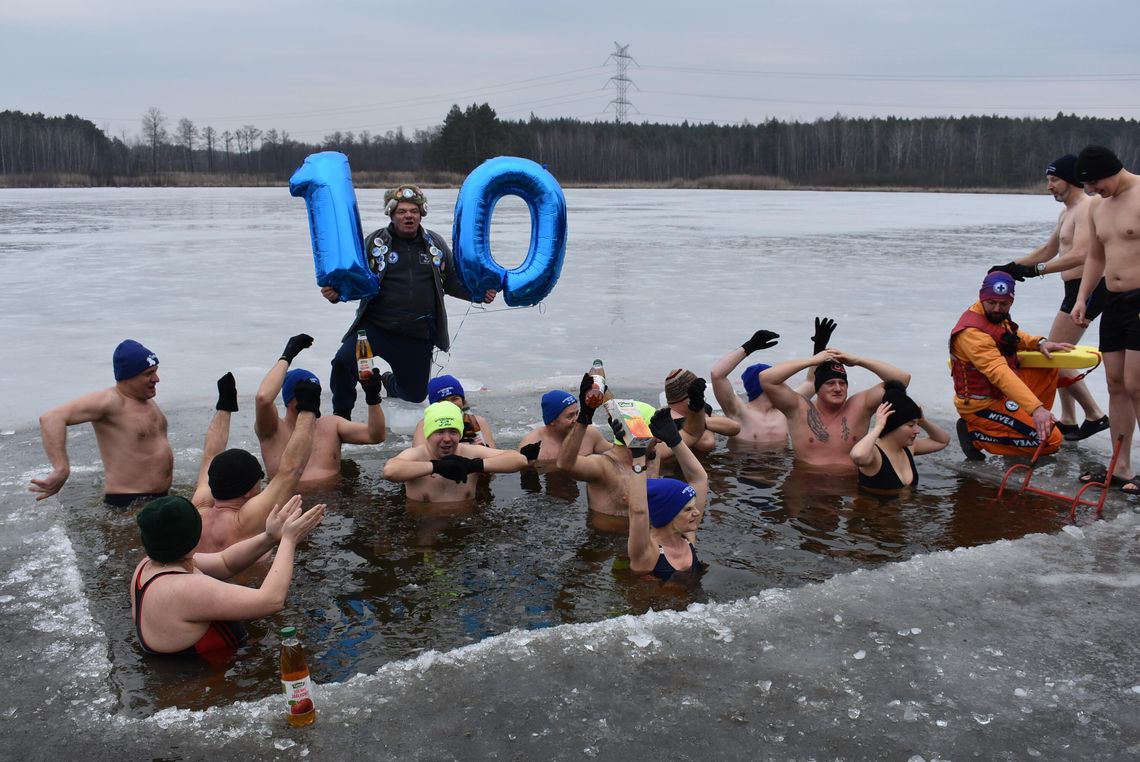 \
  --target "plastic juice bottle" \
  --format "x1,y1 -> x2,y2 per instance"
585,359 -> 608,408
355,330 -> 374,381
280,626 -> 316,726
